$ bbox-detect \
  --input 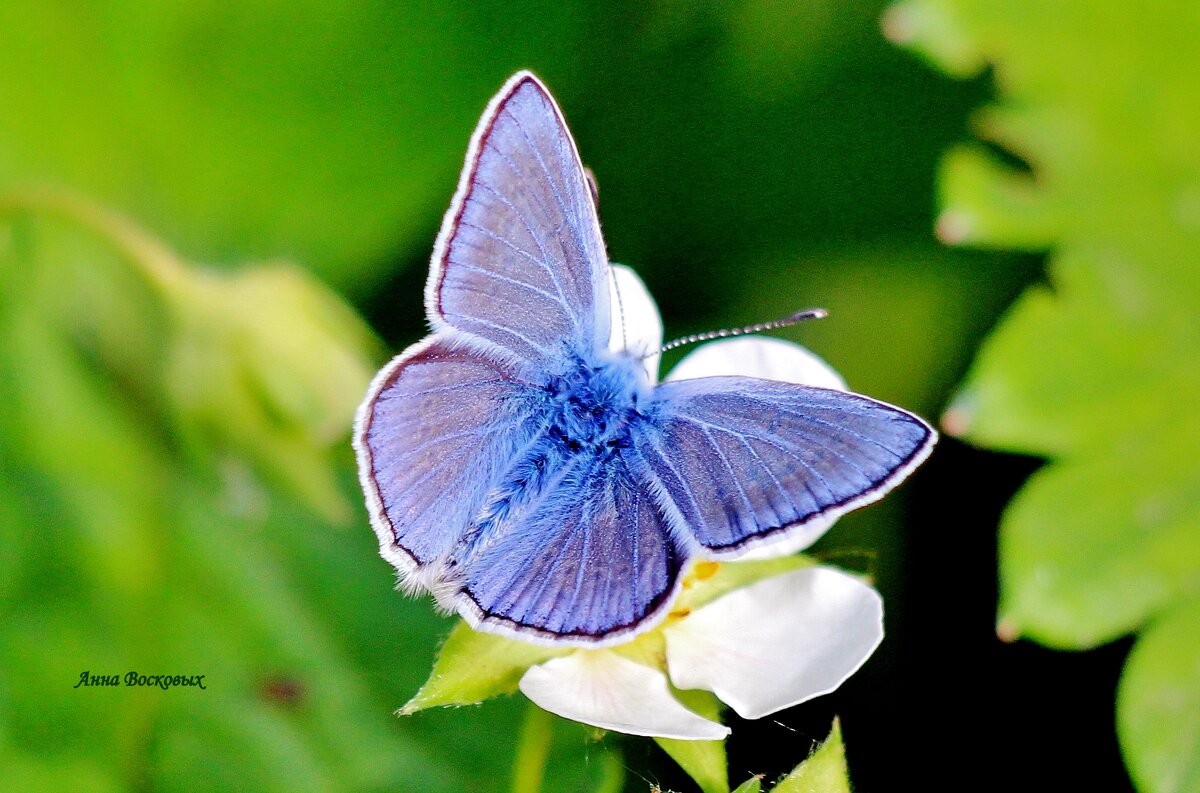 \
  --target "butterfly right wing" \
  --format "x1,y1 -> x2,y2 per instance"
630,376 -> 936,559
353,335 -> 547,581
426,71 -> 611,370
